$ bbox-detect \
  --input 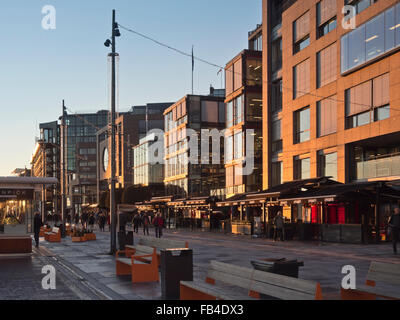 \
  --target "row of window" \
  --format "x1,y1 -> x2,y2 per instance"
294,73 -> 390,144
226,94 -> 262,128
293,0 -> 379,55
341,2 -> 400,73
271,151 -> 338,187
79,148 -> 96,155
